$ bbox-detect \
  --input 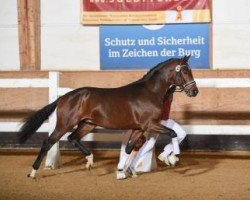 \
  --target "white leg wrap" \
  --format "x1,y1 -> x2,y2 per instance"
29,168 -> 37,178
86,153 -> 94,169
